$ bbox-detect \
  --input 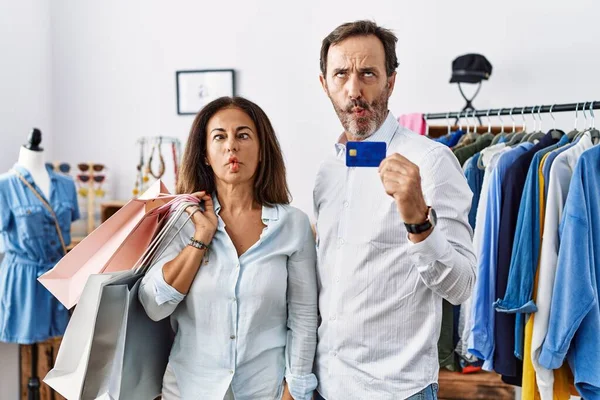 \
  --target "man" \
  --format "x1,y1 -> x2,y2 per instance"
313,21 -> 476,400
